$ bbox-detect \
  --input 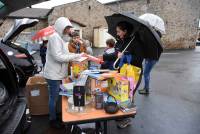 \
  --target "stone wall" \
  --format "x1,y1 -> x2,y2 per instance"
107,0 -> 200,49
49,0 -> 200,49
0,19 -> 48,40
2,0 -> 198,49
48,0 -> 115,42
